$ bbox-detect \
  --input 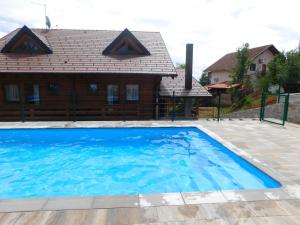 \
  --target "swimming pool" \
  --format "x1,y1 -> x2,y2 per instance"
0,127 -> 280,199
